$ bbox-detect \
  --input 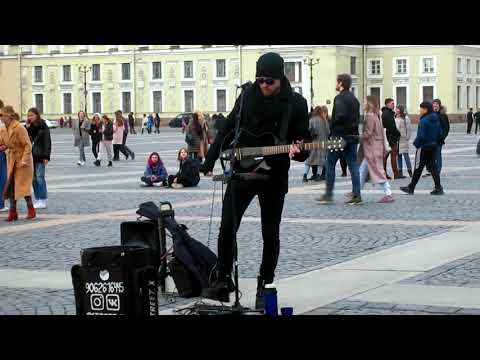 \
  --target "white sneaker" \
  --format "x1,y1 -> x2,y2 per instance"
171,183 -> 184,189
0,206 -> 9,212
81,161 -> 86,166
33,200 -> 41,209
77,161 -> 82,166
34,200 -> 47,209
